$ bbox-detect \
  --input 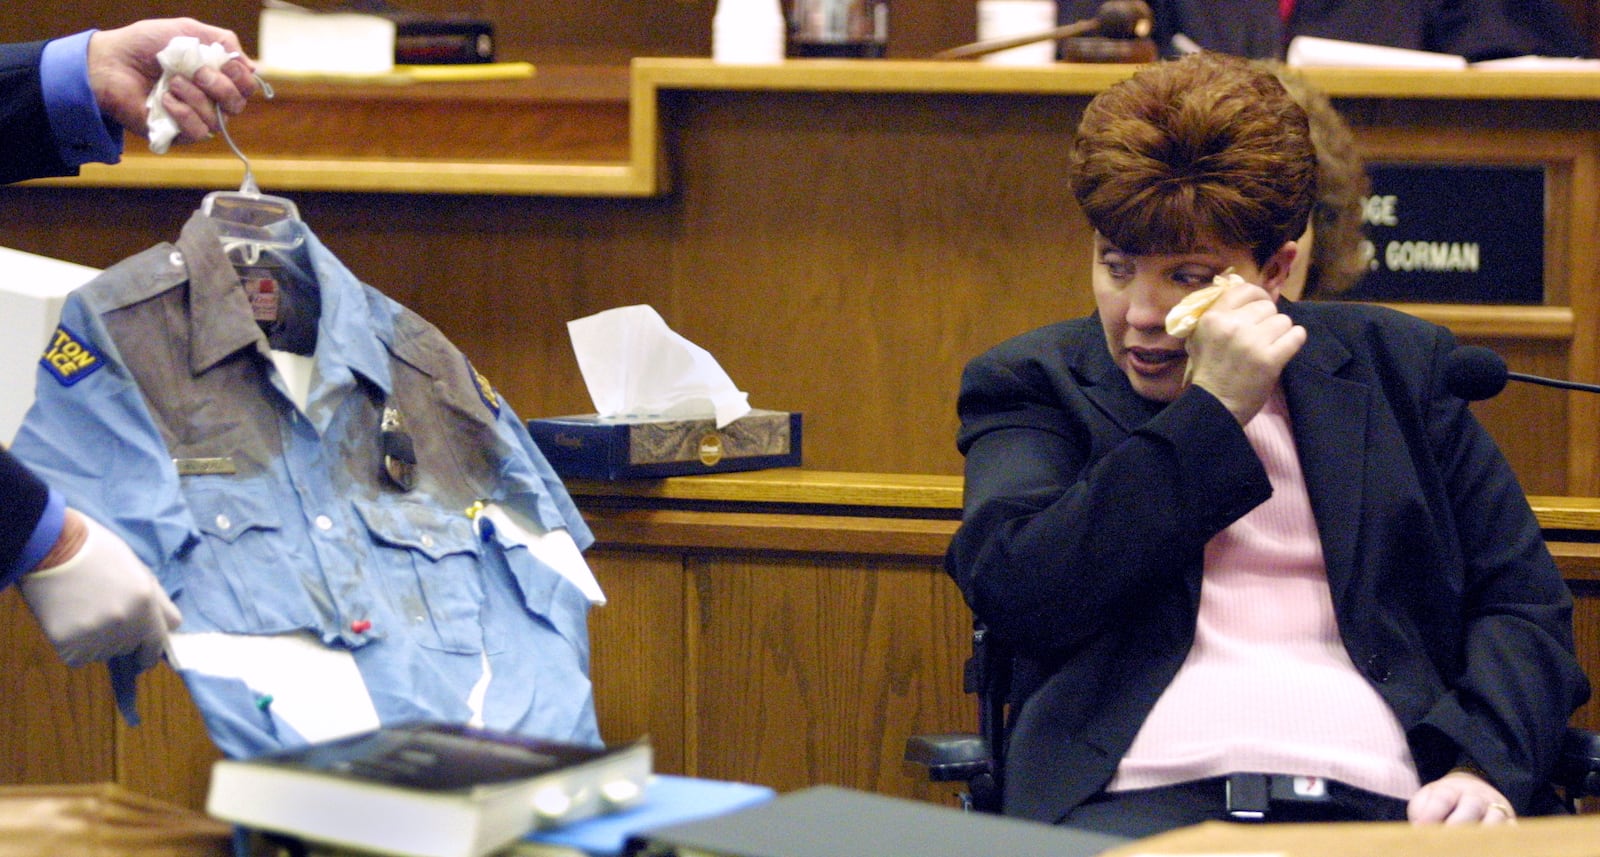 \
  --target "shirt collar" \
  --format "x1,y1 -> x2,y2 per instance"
174,211 -> 394,399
